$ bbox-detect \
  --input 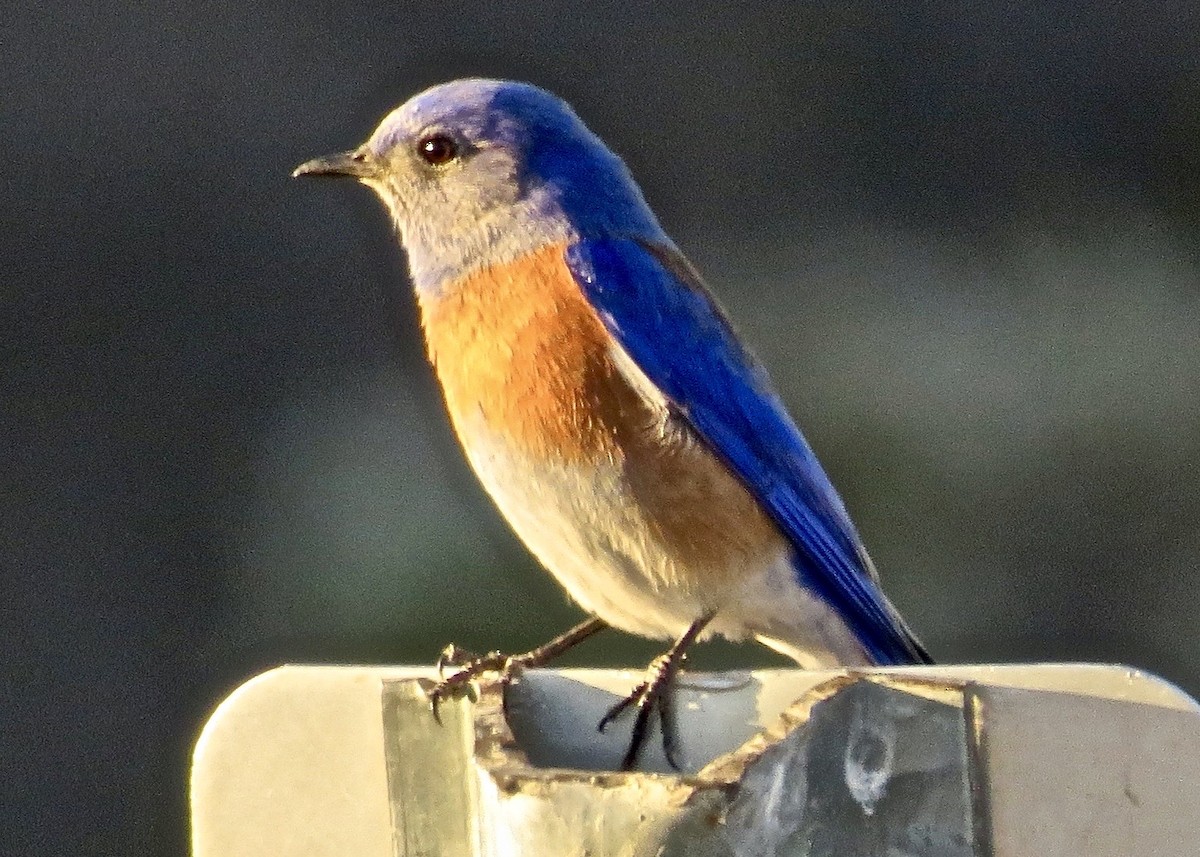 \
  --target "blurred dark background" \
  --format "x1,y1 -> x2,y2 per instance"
5,1 -> 1199,854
